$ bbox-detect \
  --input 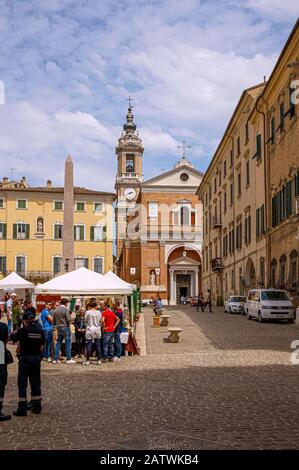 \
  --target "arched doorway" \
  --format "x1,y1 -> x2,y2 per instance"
245,258 -> 256,292
167,245 -> 202,305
